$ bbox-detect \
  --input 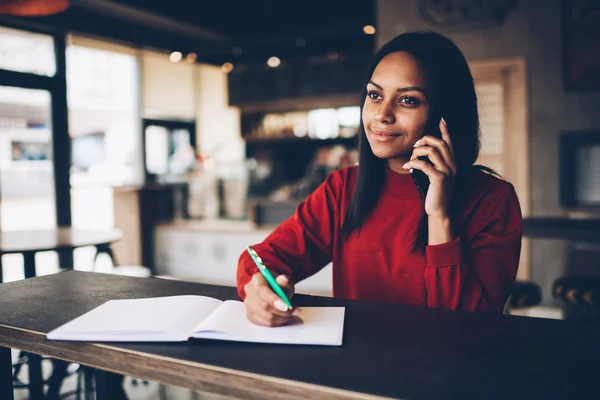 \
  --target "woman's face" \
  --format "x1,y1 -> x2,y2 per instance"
362,51 -> 430,163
